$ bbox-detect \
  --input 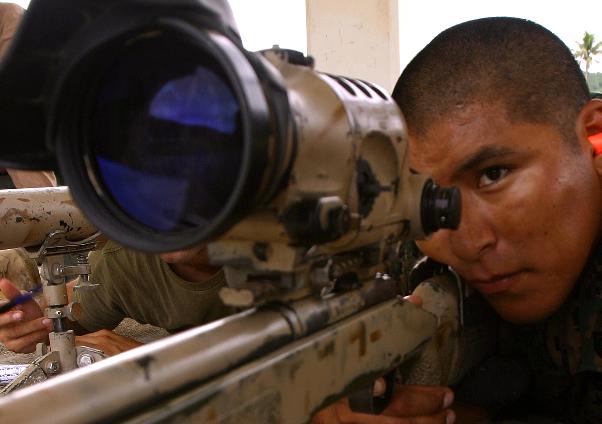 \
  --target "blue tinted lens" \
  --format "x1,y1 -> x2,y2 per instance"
90,34 -> 242,232
150,67 -> 238,133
